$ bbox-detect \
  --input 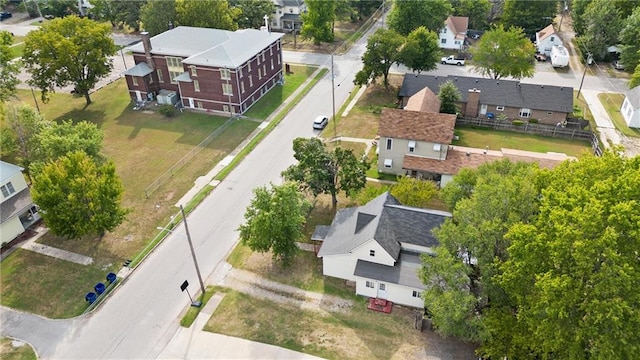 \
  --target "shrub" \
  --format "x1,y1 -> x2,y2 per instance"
496,113 -> 508,121
158,104 -> 177,117
512,120 -> 524,126
528,118 -> 538,123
